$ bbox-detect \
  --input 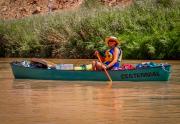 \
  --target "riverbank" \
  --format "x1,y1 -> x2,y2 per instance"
0,0 -> 179,59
